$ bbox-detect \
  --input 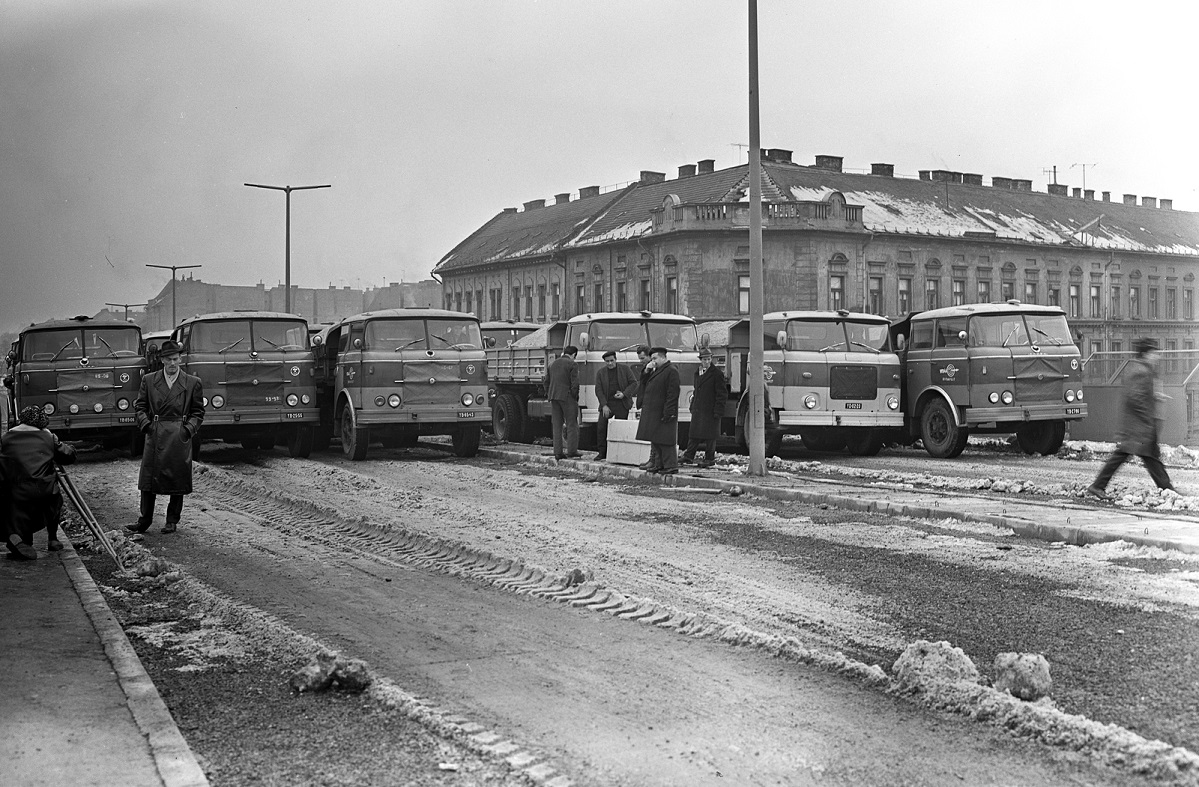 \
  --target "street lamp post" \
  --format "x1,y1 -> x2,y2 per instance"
746,0 -> 766,476
244,182 -> 331,314
146,264 -> 202,329
104,302 -> 147,322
